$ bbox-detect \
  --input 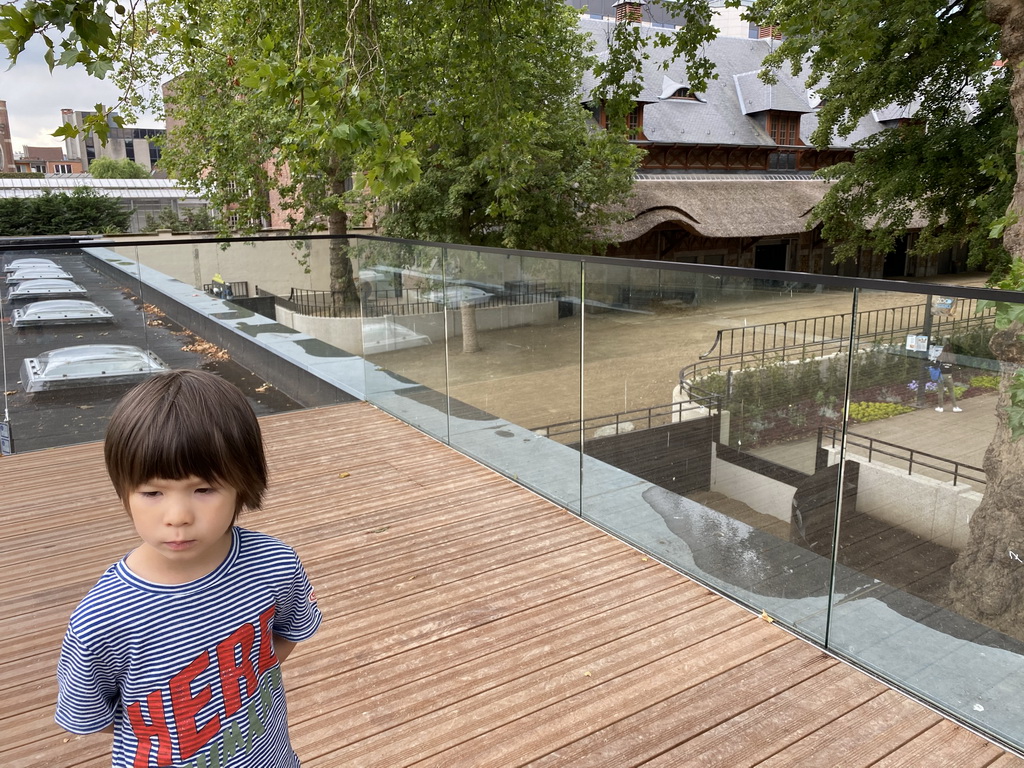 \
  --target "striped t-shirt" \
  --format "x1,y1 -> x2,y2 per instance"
56,527 -> 322,767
